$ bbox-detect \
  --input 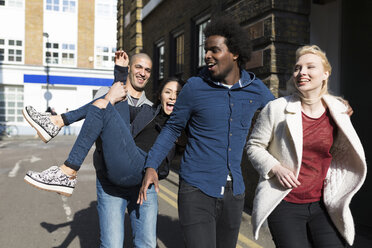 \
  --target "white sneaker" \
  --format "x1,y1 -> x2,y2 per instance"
24,166 -> 77,197
23,106 -> 60,143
